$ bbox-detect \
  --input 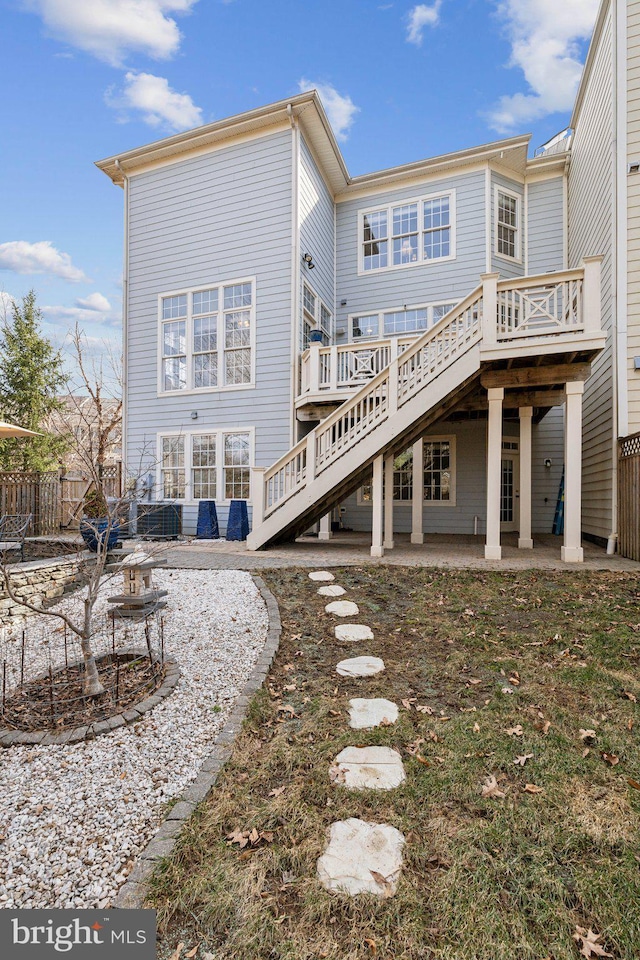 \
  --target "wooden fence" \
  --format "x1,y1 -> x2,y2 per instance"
618,433 -> 640,561
0,465 -> 122,536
